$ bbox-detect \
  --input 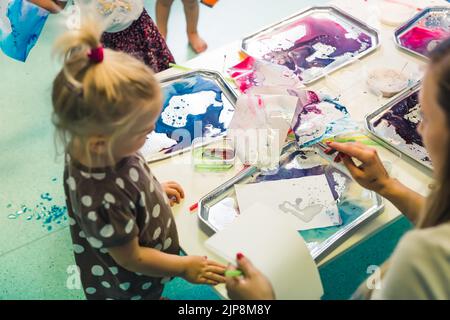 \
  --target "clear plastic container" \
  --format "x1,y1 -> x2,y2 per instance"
363,53 -> 424,98
191,137 -> 236,172
376,0 -> 417,27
